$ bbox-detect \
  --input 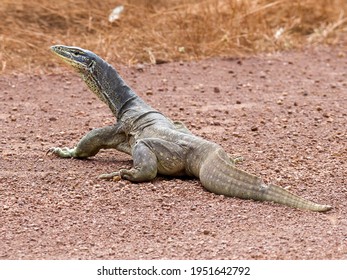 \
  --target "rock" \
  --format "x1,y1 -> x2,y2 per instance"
213,87 -> 220,93
251,126 -> 258,132
145,90 -> 153,96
